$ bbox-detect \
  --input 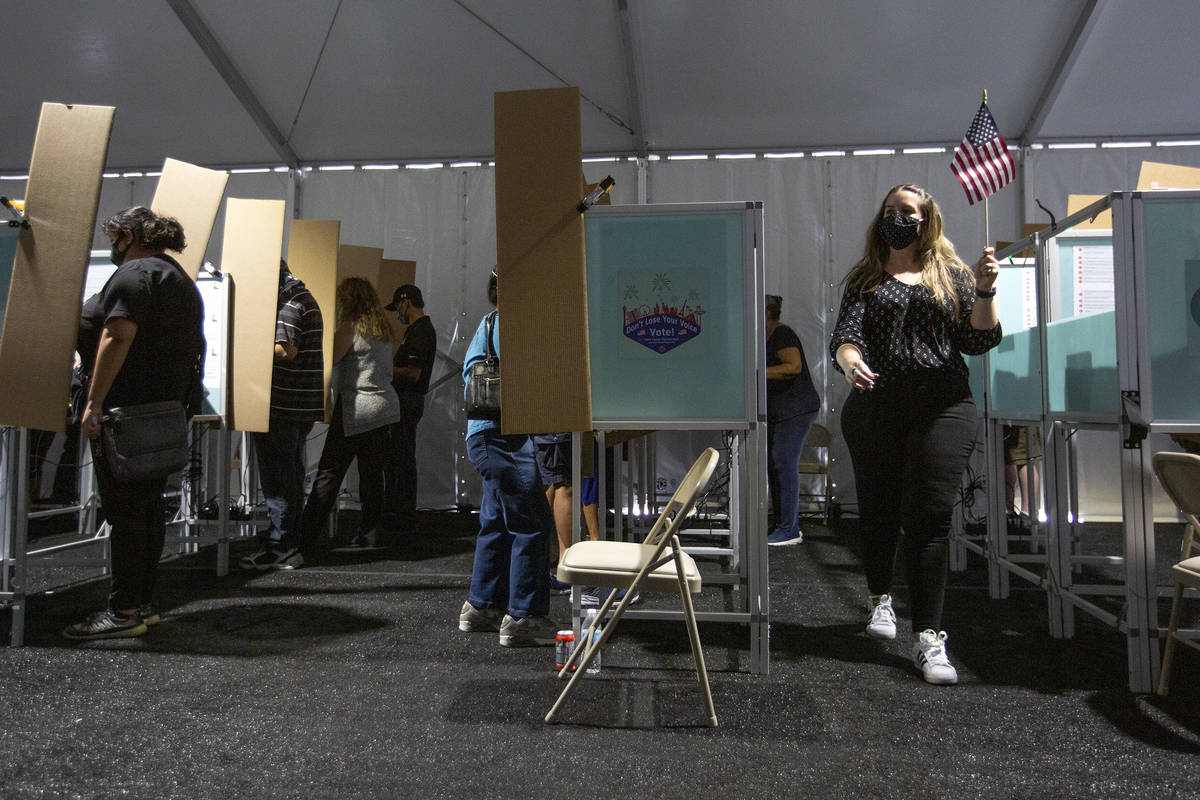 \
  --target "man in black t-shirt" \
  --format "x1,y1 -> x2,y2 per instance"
382,284 -> 437,532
